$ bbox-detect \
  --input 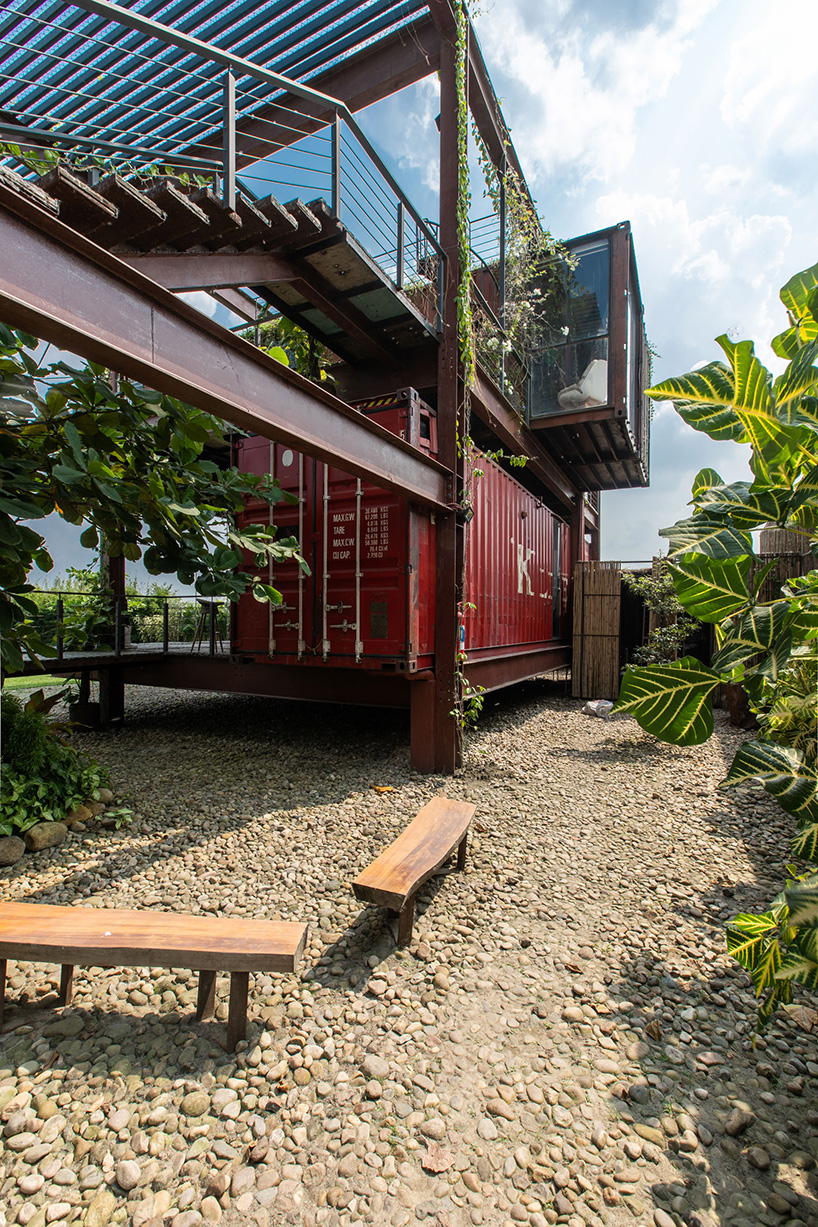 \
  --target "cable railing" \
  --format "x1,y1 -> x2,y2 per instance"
28,590 -> 231,660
